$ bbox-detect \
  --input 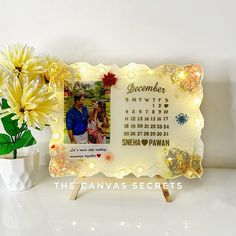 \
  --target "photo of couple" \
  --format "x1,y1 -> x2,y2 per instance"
64,81 -> 110,144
